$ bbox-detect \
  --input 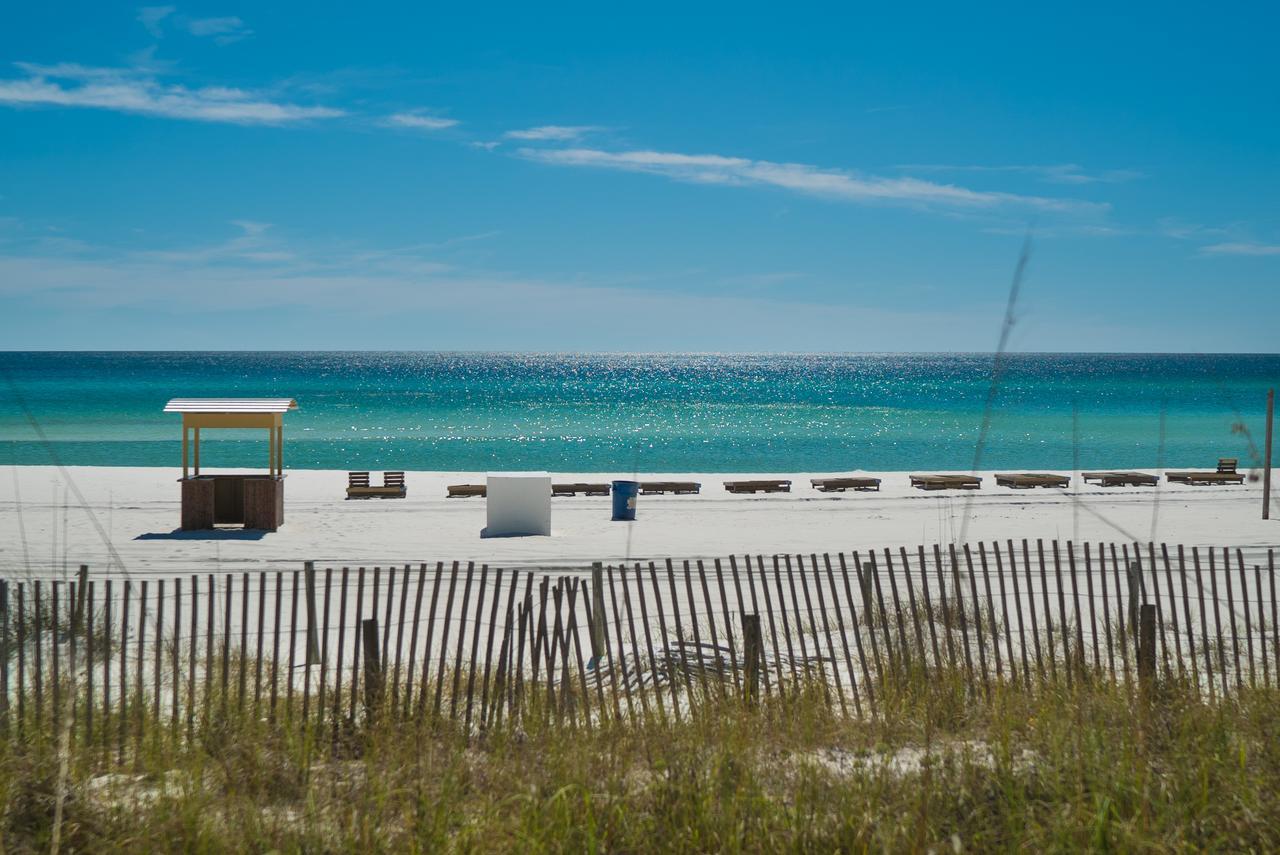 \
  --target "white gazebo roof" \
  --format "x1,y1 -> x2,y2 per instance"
164,398 -> 298,414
